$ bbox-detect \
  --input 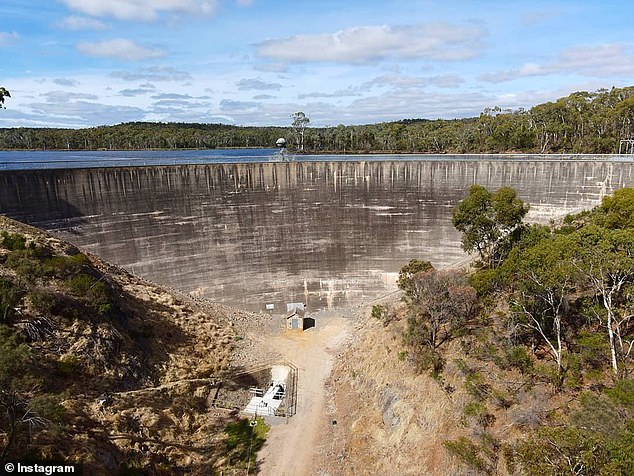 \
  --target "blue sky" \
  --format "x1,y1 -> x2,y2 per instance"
1,0 -> 633,128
